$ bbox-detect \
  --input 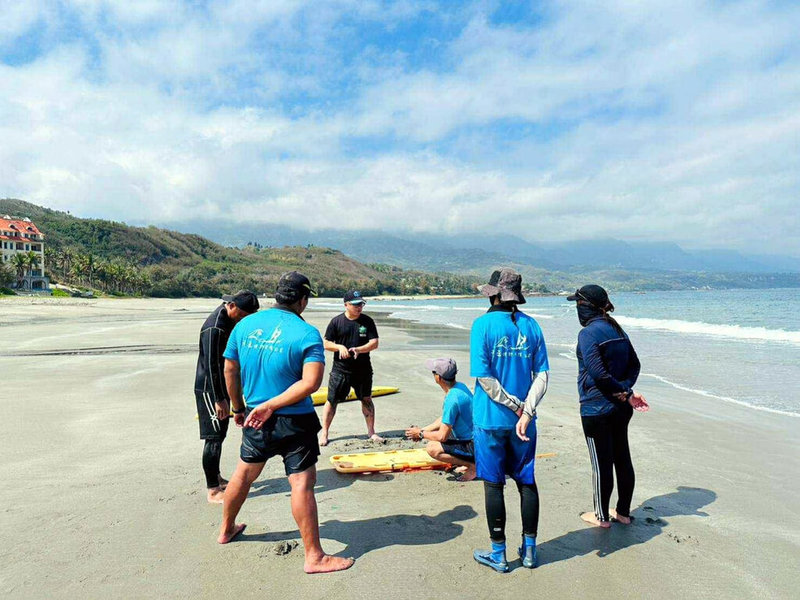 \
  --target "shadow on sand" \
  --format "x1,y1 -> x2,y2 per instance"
248,466 -> 398,499
535,486 -> 716,568
239,504 -> 478,559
